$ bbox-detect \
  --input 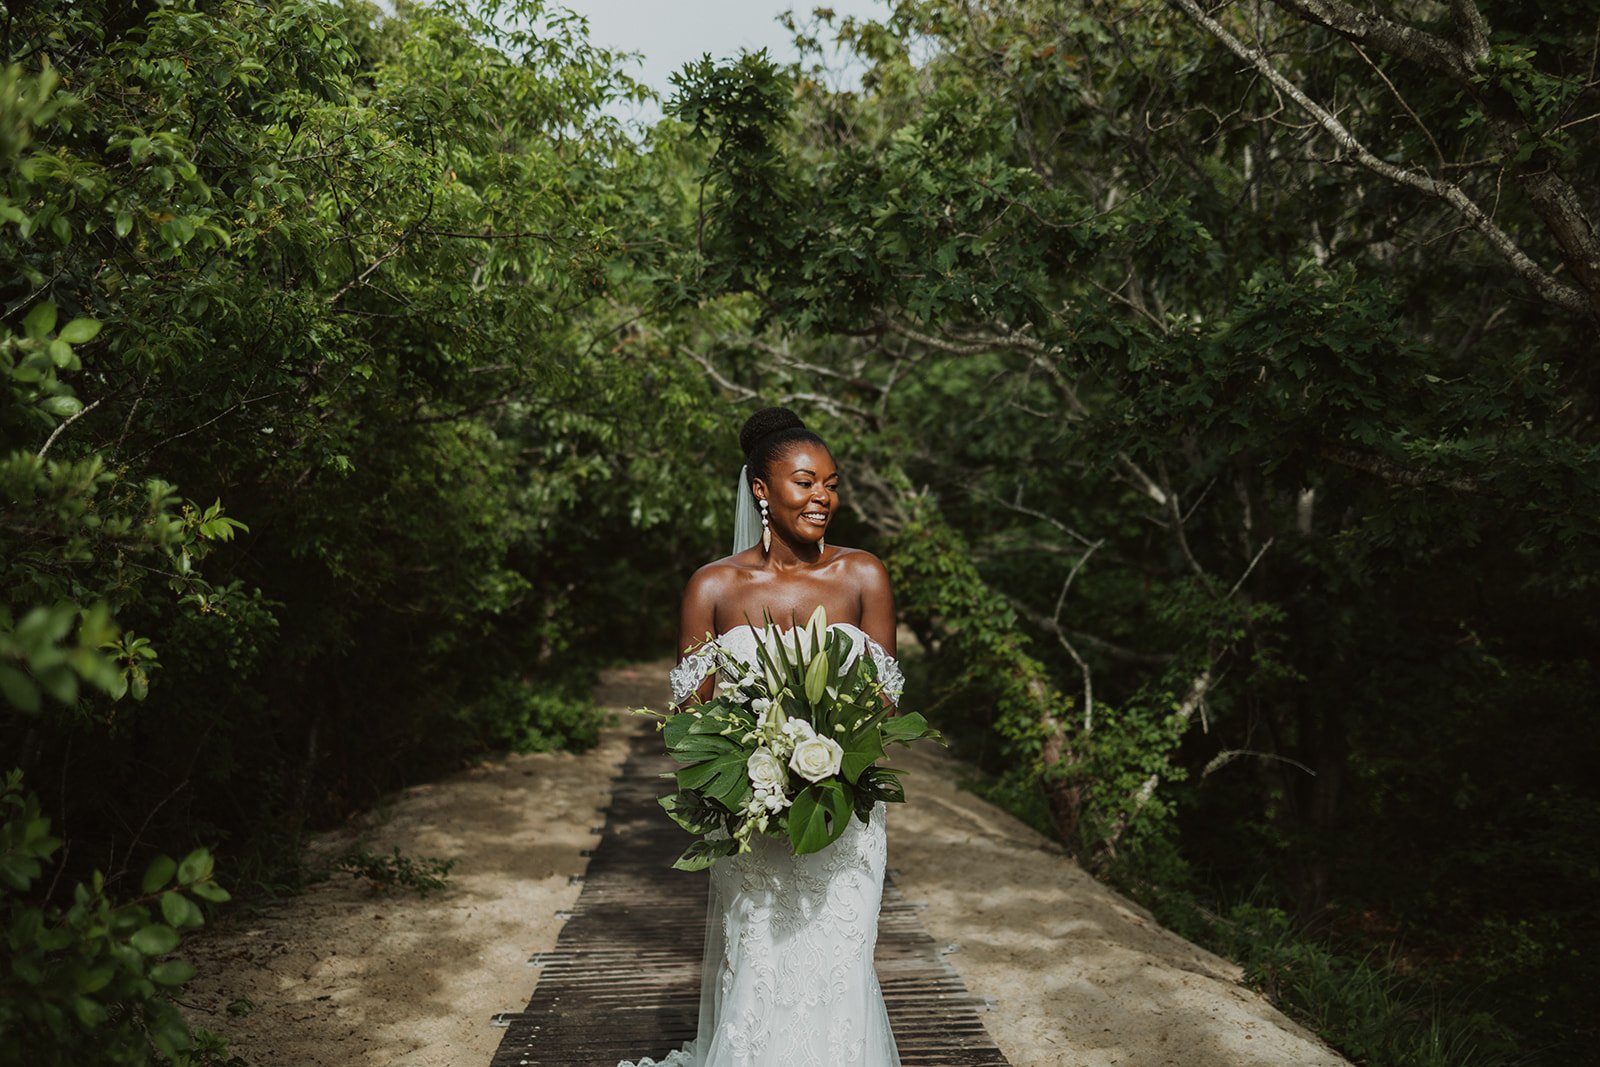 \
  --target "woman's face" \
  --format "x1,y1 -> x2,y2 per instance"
756,444 -> 838,548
